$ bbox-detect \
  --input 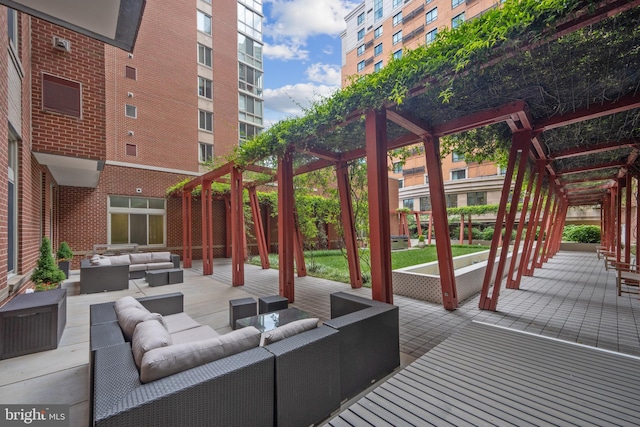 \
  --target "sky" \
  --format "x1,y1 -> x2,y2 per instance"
261,0 -> 360,127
